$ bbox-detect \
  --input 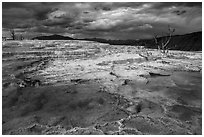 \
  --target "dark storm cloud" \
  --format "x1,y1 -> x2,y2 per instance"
172,10 -> 186,15
151,2 -> 202,9
2,2 -> 202,39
